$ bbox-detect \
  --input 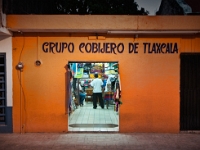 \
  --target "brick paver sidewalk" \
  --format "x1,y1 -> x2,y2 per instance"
0,133 -> 200,150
